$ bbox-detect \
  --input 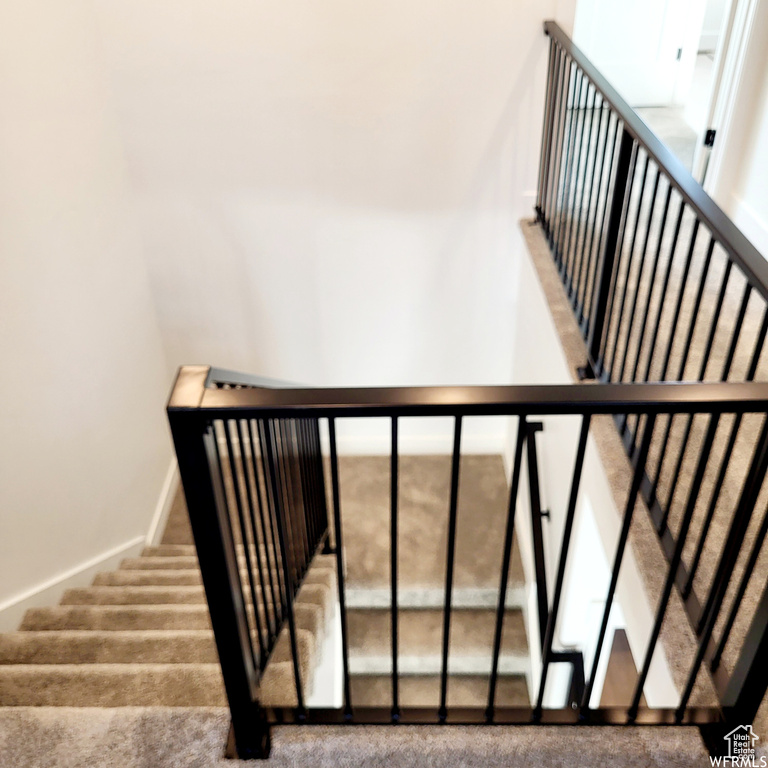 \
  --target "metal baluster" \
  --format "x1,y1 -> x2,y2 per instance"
222,421 -> 264,669
628,408 -> 720,720
536,36 -> 558,221
579,103 -> 611,337
294,419 -> 317,556
247,420 -> 281,640
657,219 -> 700,381
535,415 -> 591,718
617,167 -> 662,388
601,139 -> 639,378
487,416 -> 527,721
684,305 -> 768,599
623,183 -> 674,443
659,272 -> 745,534
641,200 -> 686,383
563,77 -> 590,286
257,419 -> 287,625
582,413 -> 656,712
555,67 -> 584,269
543,45 -> 566,234
648,237 -> 715,509
309,419 -> 331,548
711,498 -> 768,671
328,418 -> 353,718
235,419 -> 271,660
628,182 -> 673,380
286,420 -> 311,578
547,50 -> 571,252
571,86 -> 599,318
677,416 -> 768,719
586,125 -> 634,377
390,417 -> 400,721
264,419 -> 306,717
438,416 -> 463,722
607,153 -> 650,381
526,422 -> 549,645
